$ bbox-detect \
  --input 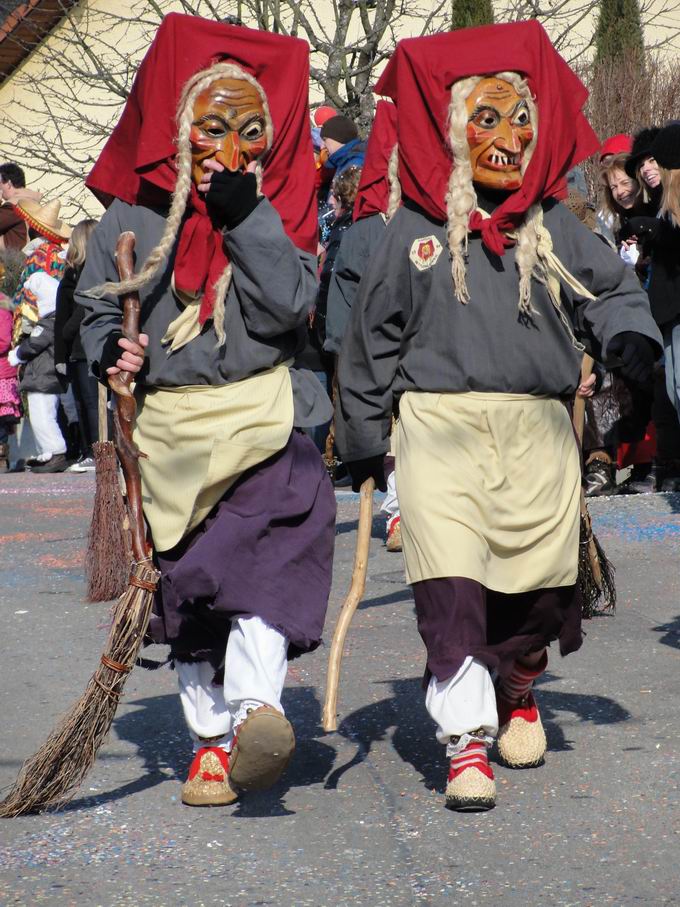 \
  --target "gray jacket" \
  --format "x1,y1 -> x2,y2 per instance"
336,198 -> 663,461
77,198 -> 331,427
16,313 -> 63,394
324,213 -> 387,356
